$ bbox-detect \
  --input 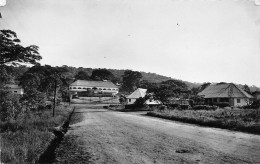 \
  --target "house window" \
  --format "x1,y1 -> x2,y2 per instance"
129,99 -> 131,102
69,87 -> 72,89
237,99 -> 241,103
73,87 -> 76,89
78,87 -> 82,89
14,91 -> 17,93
